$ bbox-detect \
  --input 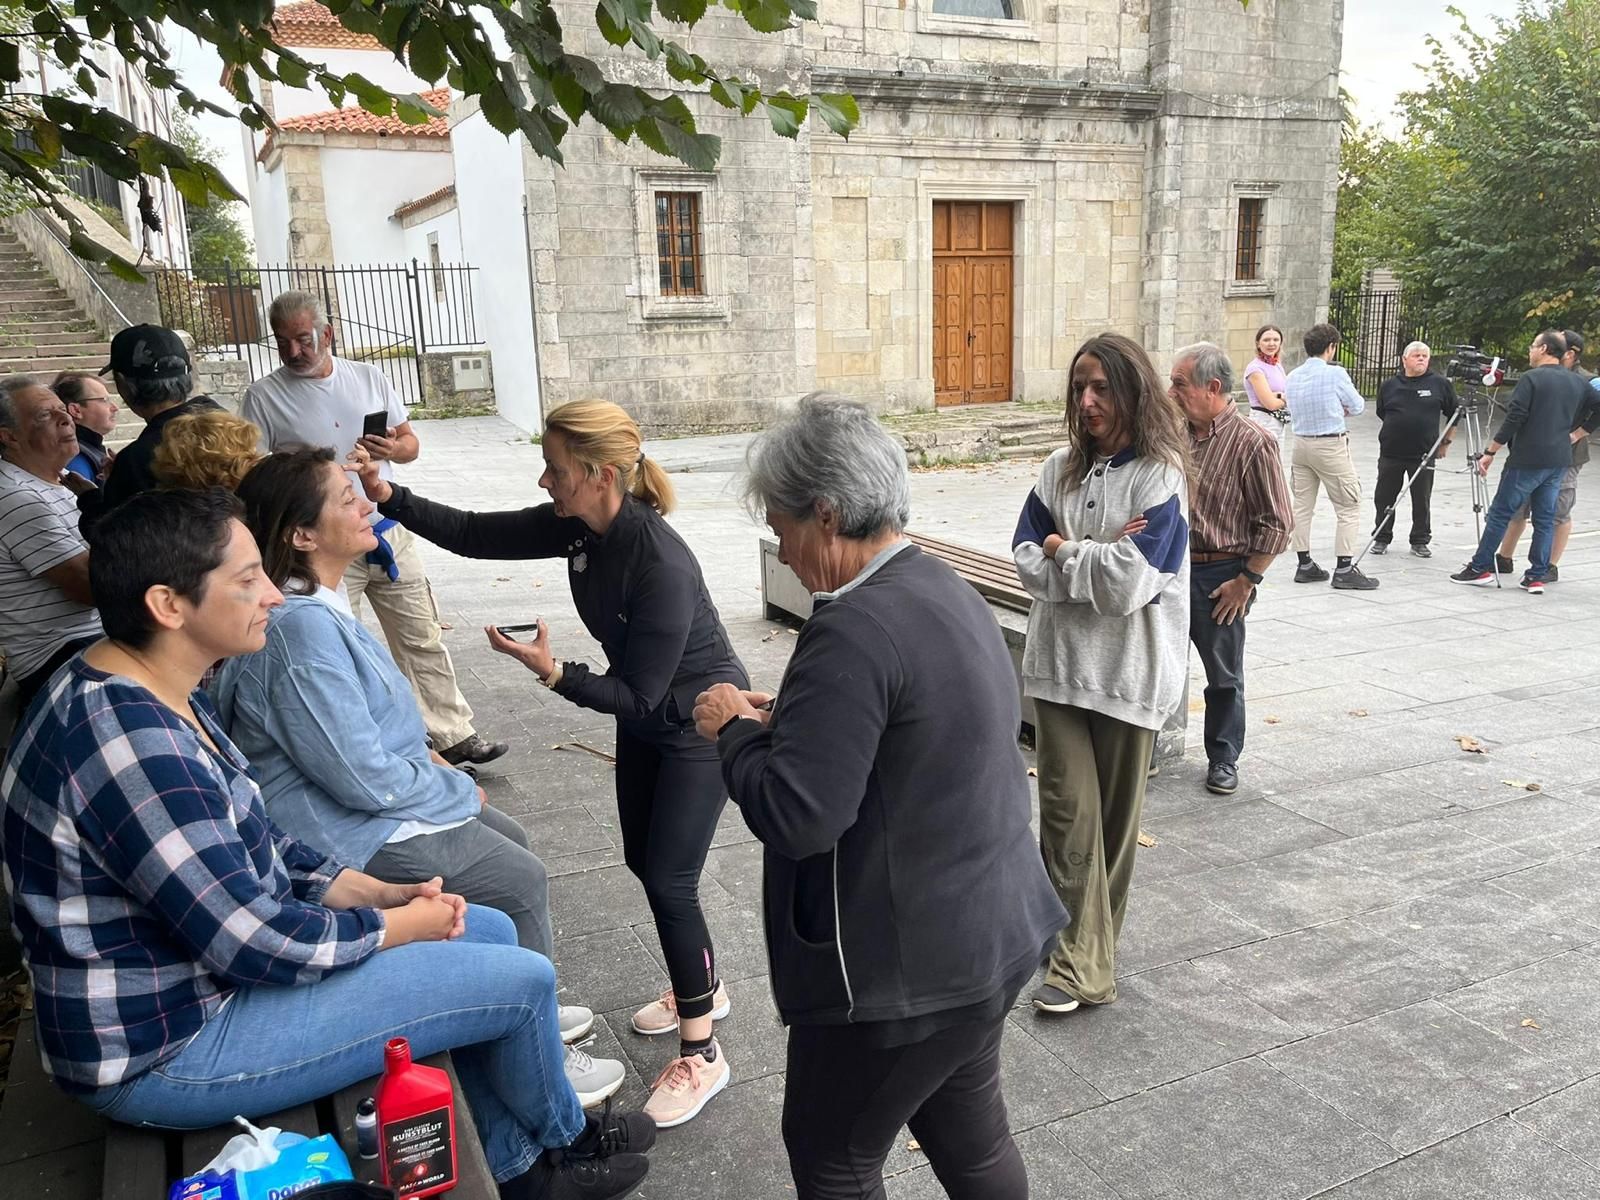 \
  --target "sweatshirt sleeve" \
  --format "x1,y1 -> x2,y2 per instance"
379,483 -> 580,560
716,603 -> 895,861
1012,482 -> 1073,603
1493,374 -> 1534,447
1050,467 -> 1187,617
553,559 -> 696,719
